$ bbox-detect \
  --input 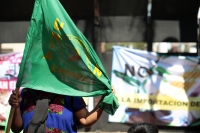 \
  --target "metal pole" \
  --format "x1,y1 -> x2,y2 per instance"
147,0 -> 152,52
